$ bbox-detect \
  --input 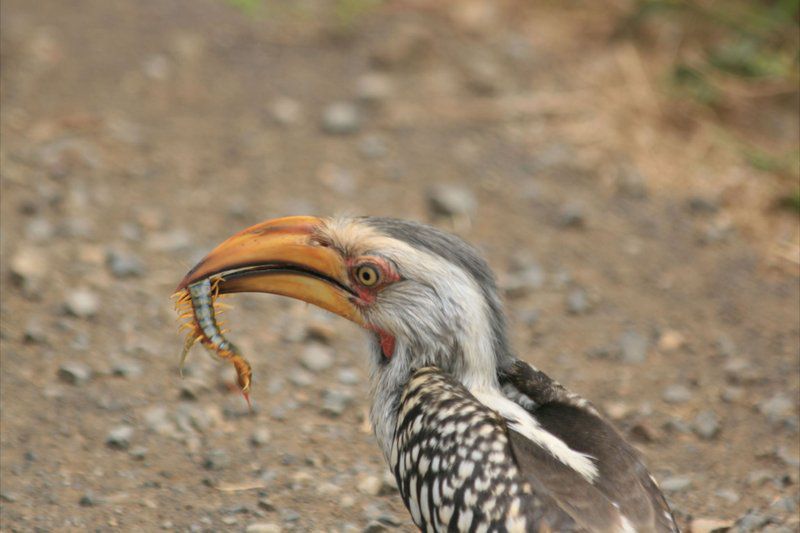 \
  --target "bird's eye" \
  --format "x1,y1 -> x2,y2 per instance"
355,264 -> 381,287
